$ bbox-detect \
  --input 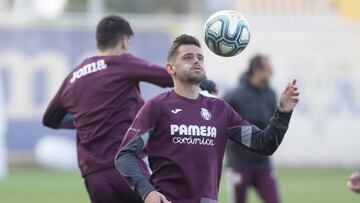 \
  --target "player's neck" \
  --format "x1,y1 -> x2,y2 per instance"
99,47 -> 127,56
173,82 -> 199,100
